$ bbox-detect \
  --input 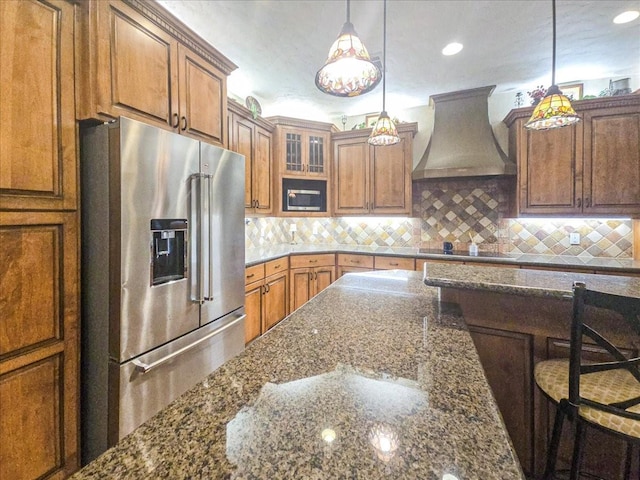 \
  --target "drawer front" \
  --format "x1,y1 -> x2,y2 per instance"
337,254 -> 374,268
290,253 -> 335,269
374,255 -> 415,270
265,257 -> 289,277
245,263 -> 265,284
